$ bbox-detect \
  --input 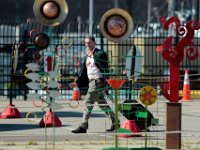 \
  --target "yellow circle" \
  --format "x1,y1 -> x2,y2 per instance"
68,100 -> 79,109
61,36 -> 72,48
139,86 -> 157,106
26,112 -> 37,122
24,68 -> 31,79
